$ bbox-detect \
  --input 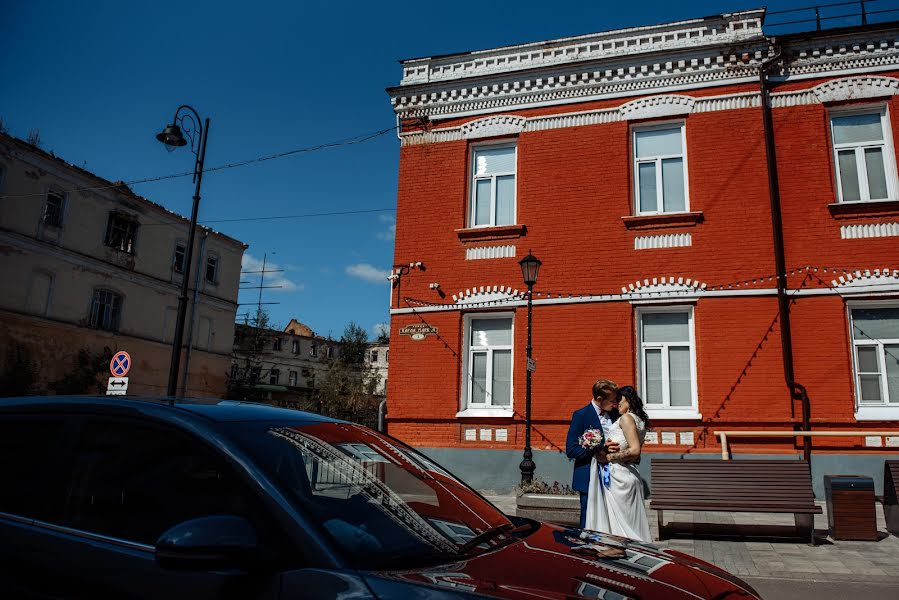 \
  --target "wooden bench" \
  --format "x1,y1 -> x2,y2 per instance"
885,460 -> 899,537
650,459 -> 822,544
